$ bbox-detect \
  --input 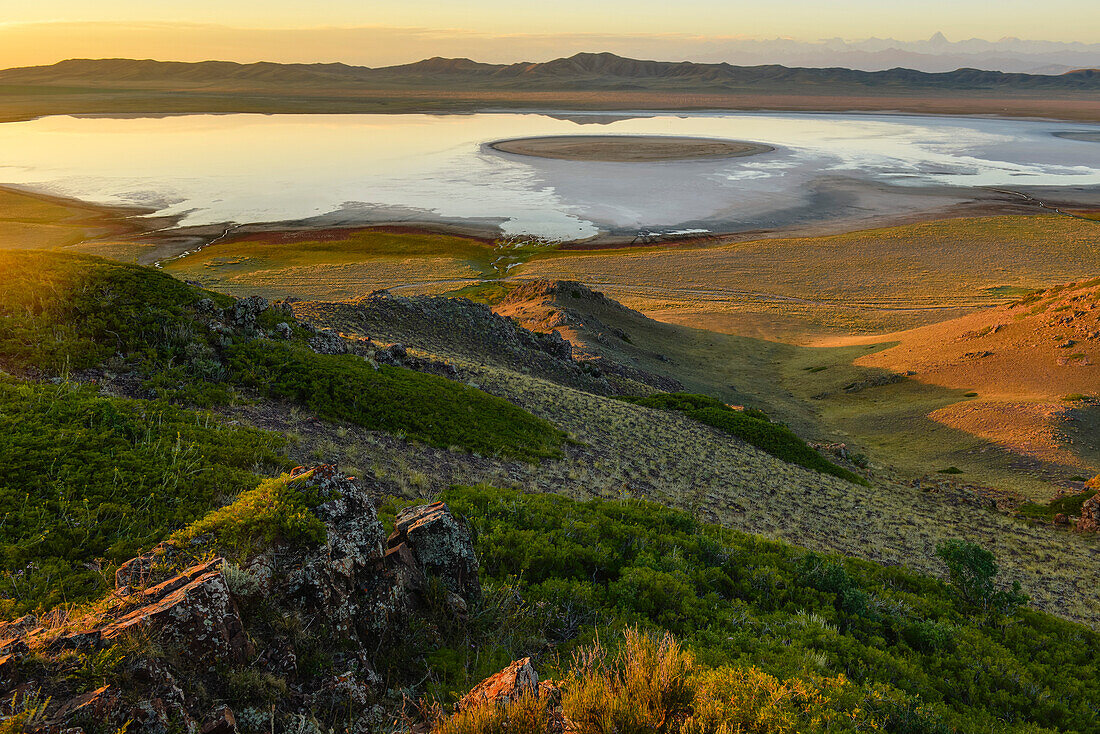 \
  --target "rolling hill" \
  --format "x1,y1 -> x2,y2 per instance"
2,53 -> 1097,91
